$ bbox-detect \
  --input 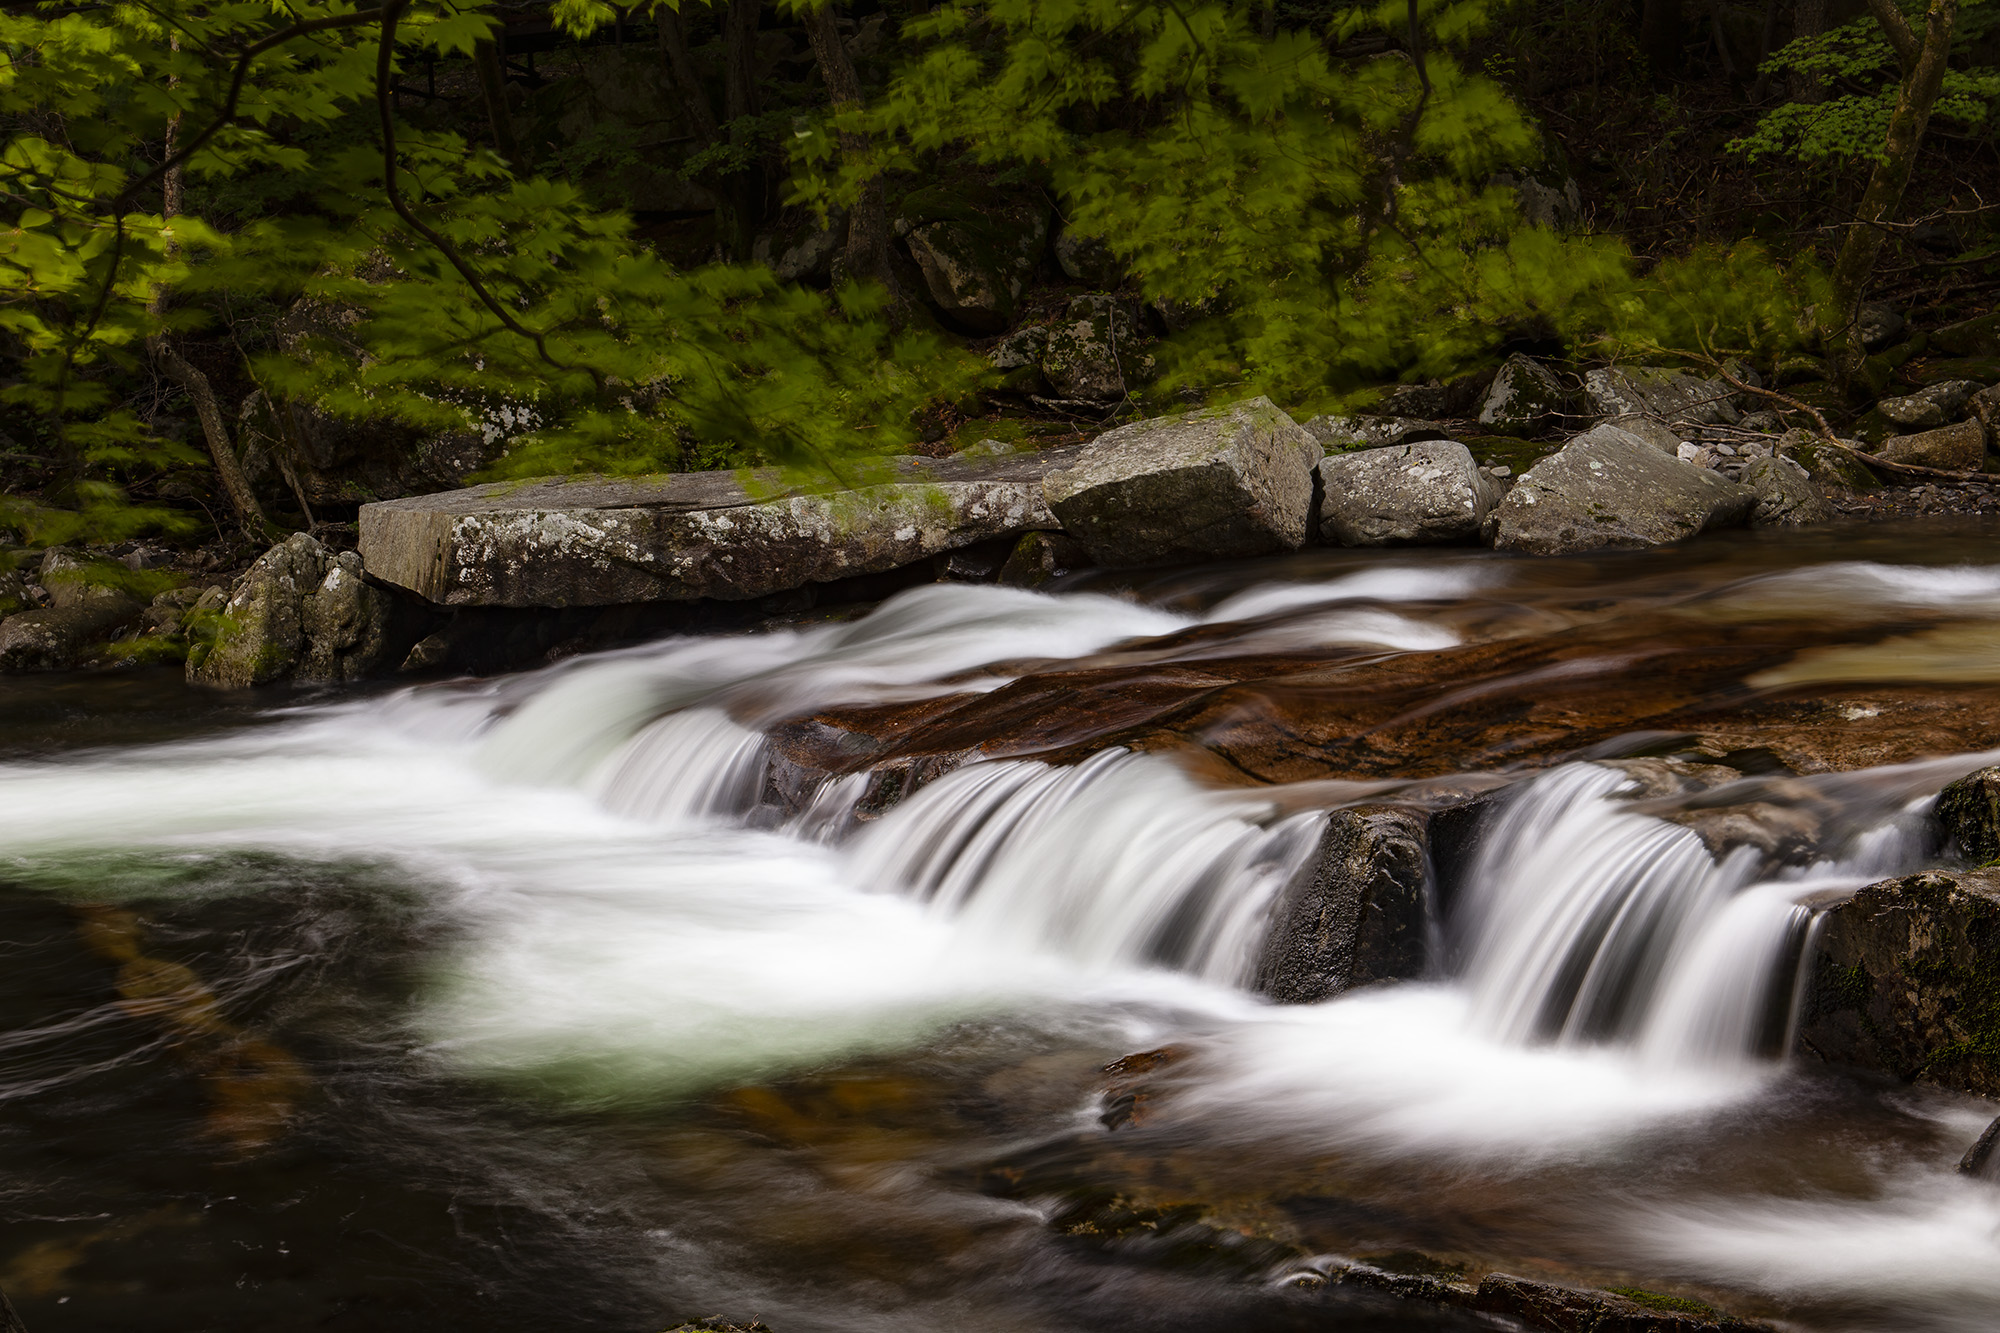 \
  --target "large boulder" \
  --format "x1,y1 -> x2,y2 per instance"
1876,380 -> 1980,430
1879,419 -> 1985,471
1255,807 -> 1428,1004
0,550 -> 144,671
1476,354 -> 1569,438
1583,365 -> 1740,427
1317,440 -> 1497,547
189,534 -> 404,688
1932,311 -> 2000,358
1301,415 -> 1452,451
1742,455 -> 1833,527
1937,766 -> 2000,864
362,449 -> 1078,607
1489,424 -> 1757,555
1778,429 -> 1878,491
1042,398 -> 1317,566
1040,295 -> 1147,404
1799,867 -> 2000,1096
899,186 -> 1050,333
